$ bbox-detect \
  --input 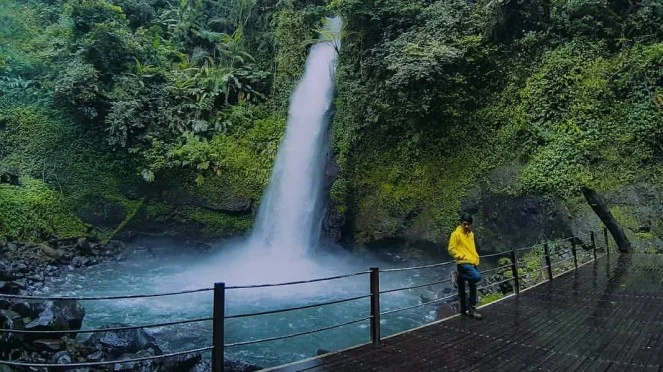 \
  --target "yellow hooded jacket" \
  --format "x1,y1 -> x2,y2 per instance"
448,226 -> 480,266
